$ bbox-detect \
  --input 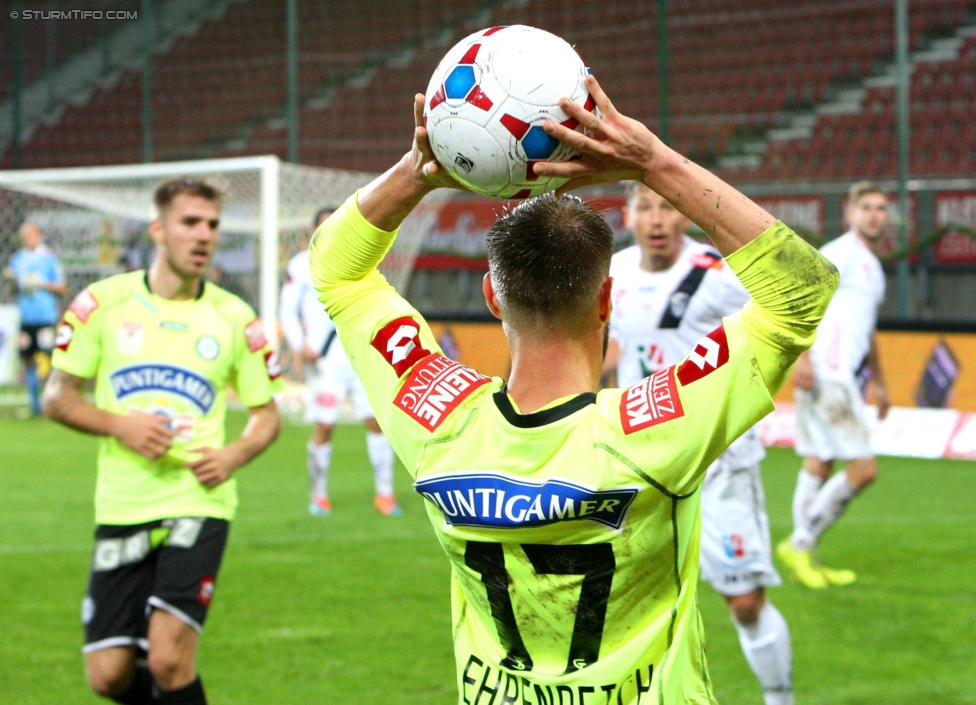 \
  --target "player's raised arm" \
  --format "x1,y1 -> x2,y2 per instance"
357,94 -> 460,233
536,75 -> 775,255
311,94 -> 460,299
309,94 -> 461,474
537,74 -> 839,394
